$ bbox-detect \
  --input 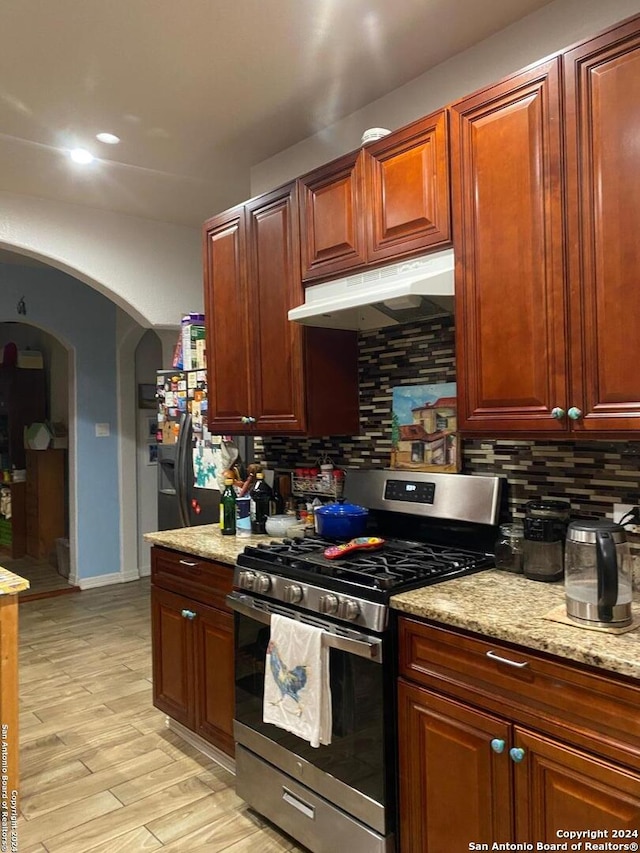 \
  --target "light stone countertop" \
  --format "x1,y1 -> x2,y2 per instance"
144,528 -> 640,681
0,567 -> 29,595
391,570 -> 640,681
144,524 -> 278,566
